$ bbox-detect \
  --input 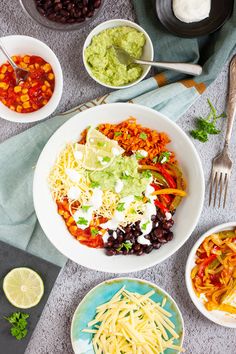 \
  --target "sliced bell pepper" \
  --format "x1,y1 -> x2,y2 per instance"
154,199 -> 169,213
198,255 -> 217,278
151,171 -> 169,187
152,188 -> 187,197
